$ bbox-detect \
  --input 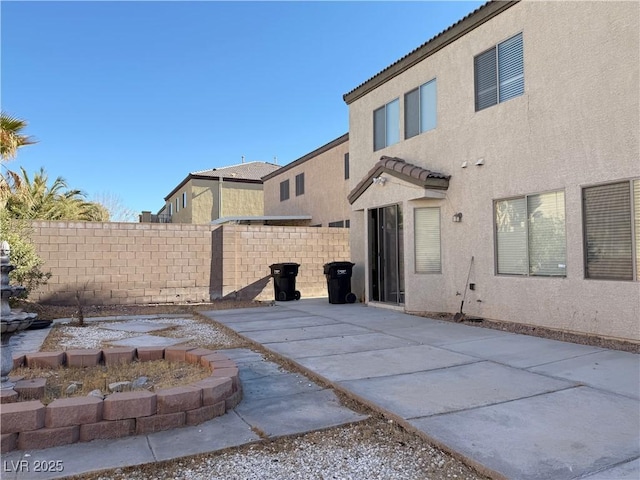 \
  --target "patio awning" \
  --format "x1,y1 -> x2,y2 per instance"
348,156 -> 450,205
